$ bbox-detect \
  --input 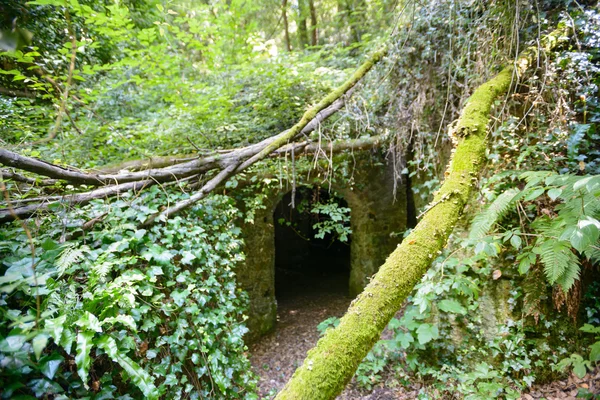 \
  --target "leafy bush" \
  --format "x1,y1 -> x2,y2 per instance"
0,187 -> 257,398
